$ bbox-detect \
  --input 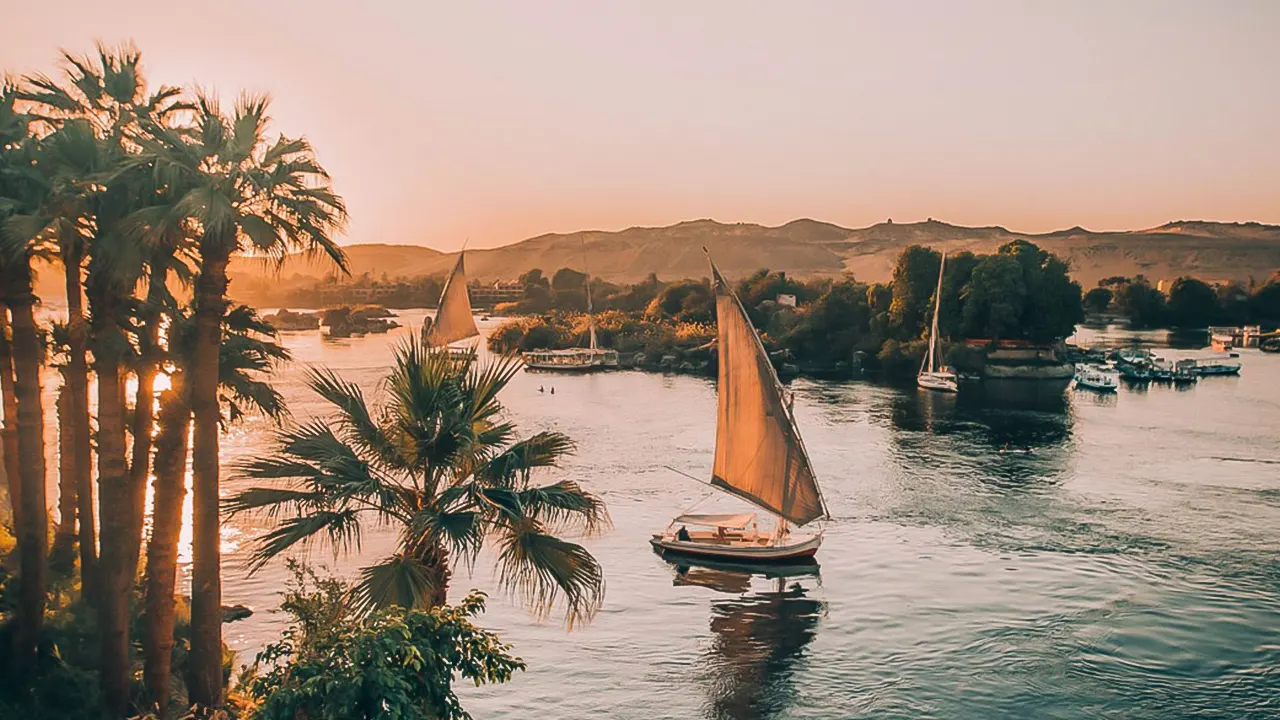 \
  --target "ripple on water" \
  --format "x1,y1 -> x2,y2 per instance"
170,323 -> 1280,718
